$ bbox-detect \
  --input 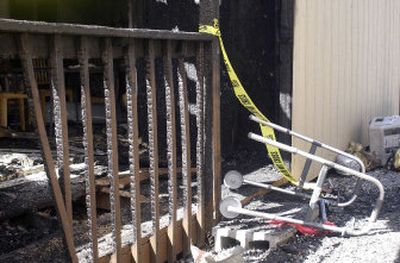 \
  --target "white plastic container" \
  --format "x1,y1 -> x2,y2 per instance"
369,115 -> 400,165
